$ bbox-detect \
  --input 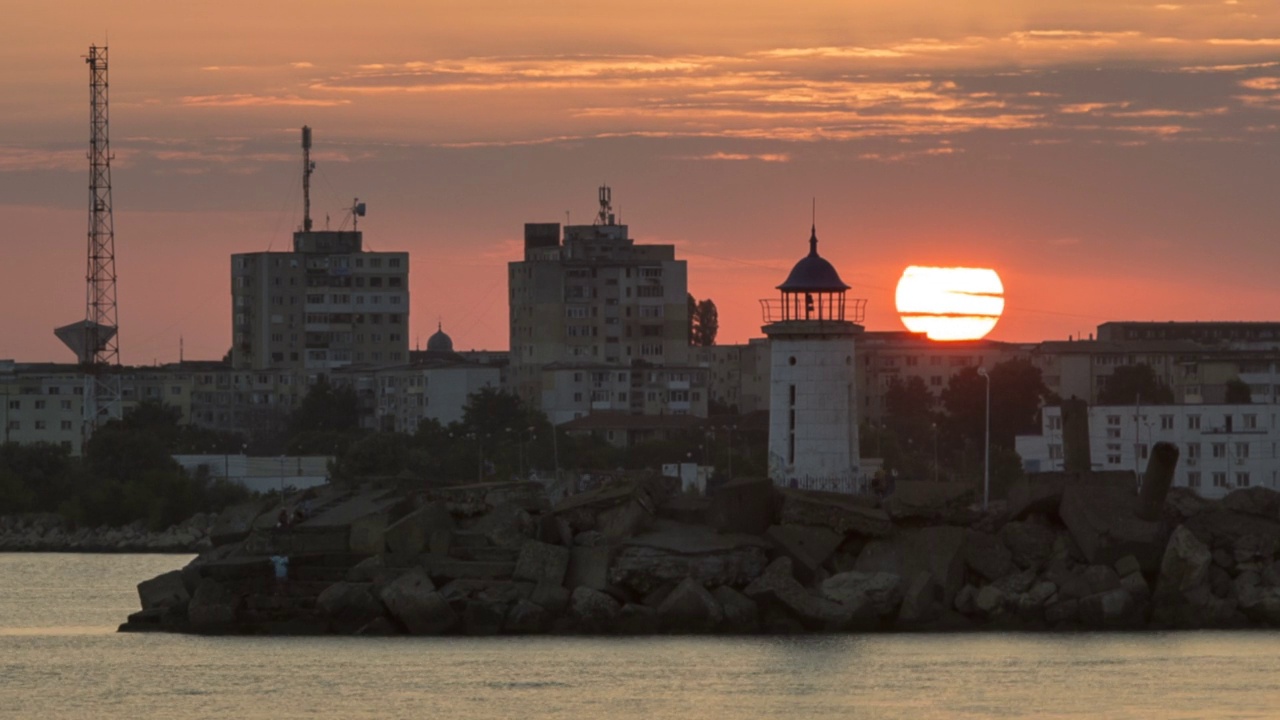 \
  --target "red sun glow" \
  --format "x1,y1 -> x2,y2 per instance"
894,266 -> 1005,341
